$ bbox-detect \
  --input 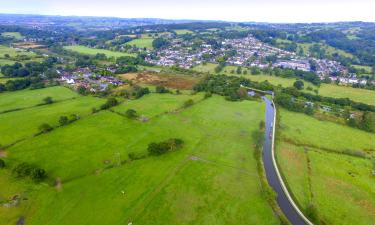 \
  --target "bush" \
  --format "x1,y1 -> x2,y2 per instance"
43,96 -> 53,104
204,92 -> 212,98
125,109 -> 138,119
183,99 -> 194,108
148,138 -> 184,156
31,168 -> 47,181
12,162 -> 47,182
155,86 -> 169,93
59,116 -> 69,126
100,97 -> 118,110
39,123 -> 53,133
0,158 -> 5,168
